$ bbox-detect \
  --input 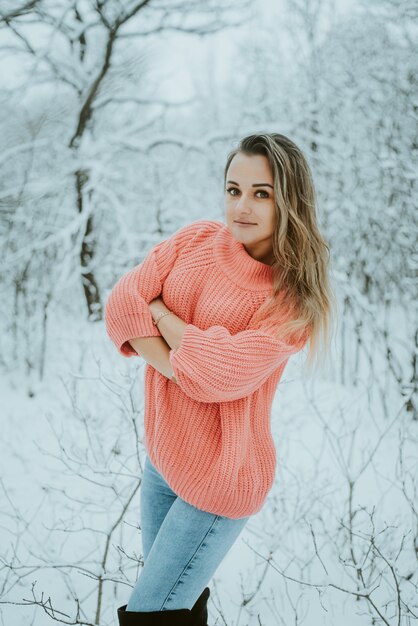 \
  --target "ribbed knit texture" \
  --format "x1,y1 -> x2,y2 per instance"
104,219 -> 306,519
